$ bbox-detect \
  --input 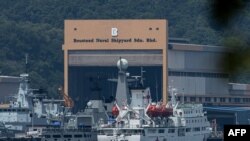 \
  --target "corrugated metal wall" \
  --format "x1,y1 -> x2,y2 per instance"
168,50 -> 224,72
168,47 -> 229,96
